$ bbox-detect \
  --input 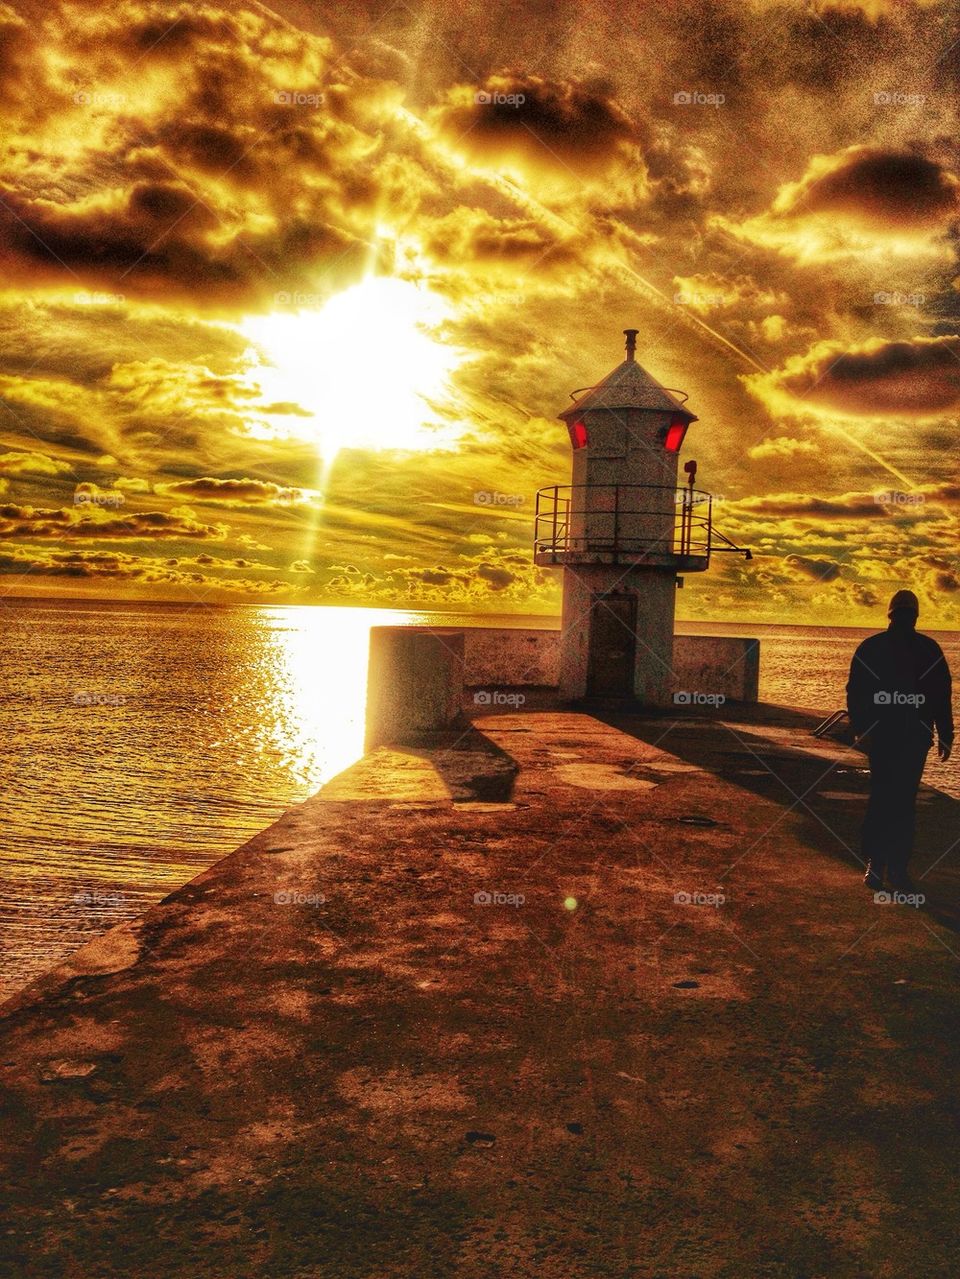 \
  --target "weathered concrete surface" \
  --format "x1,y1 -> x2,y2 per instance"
462,625 -> 560,687
460,626 -> 759,703
2,707 -> 960,1279
365,628 -> 465,749
672,635 -> 760,703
